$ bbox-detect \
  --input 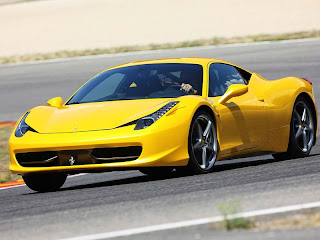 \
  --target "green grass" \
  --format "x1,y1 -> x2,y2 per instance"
1,30 -> 319,64
217,199 -> 254,231
0,127 -> 20,183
